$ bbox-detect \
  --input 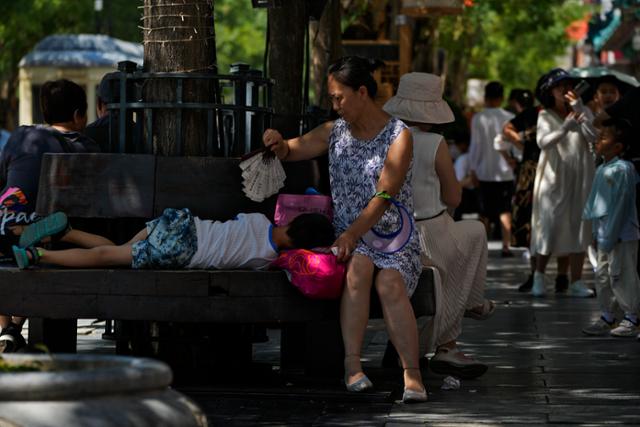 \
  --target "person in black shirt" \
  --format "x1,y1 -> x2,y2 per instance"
0,78 -> 99,352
